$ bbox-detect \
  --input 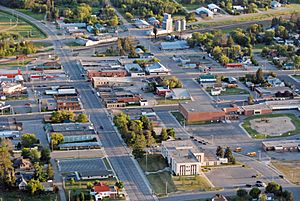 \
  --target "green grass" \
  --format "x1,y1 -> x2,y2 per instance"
221,87 -> 249,95
0,10 -> 46,39
192,7 -> 300,29
171,111 -> 186,126
173,175 -> 214,191
147,171 -> 176,196
242,113 -> 300,139
33,41 -> 53,48
15,9 -> 45,21
64,41 -> 81,47
138,154 -> 168,172
0,190 -> 58,201
0,60 -> 31,68
156,98 -> 191,105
